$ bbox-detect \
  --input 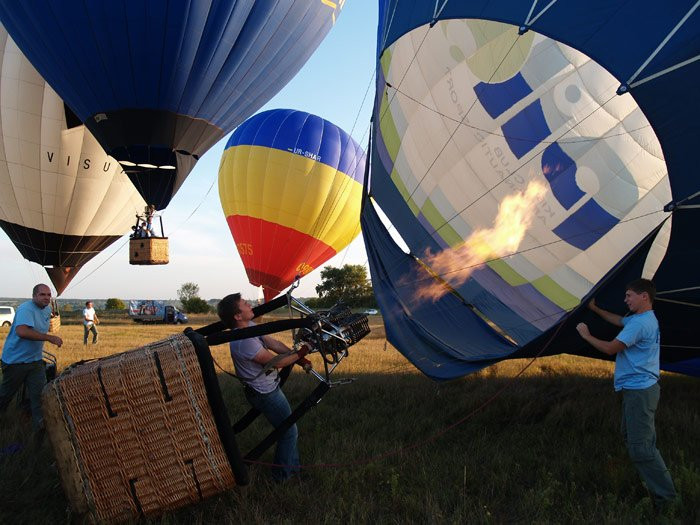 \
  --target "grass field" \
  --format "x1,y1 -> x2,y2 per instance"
1,316 -> 698,524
